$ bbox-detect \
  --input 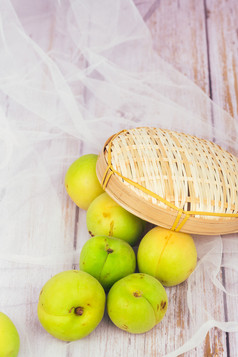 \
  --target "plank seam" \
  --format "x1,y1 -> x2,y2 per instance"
143,0 -> 161,22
